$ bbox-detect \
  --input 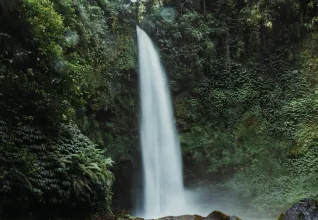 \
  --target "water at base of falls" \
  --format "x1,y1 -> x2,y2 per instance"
136,26 -> 188,219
